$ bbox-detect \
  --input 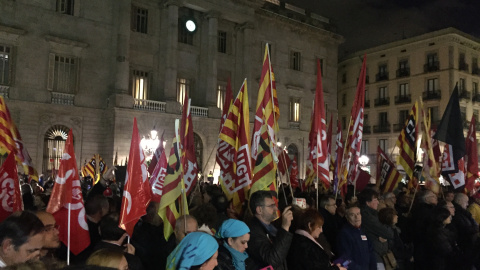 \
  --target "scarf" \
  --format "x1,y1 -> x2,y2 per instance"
223,241 -> 248,270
